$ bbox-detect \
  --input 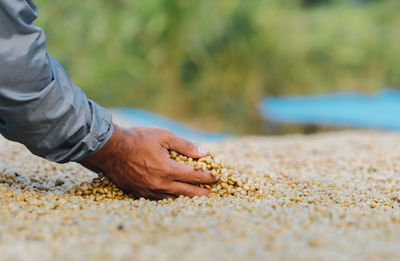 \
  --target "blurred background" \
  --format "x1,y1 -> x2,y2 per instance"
34,0 -> 400,136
